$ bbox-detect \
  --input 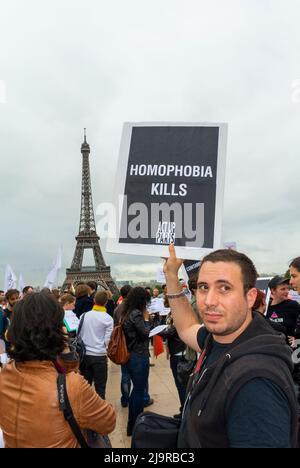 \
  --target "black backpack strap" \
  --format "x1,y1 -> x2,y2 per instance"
57,373 -> 89,449
77,313 -> 86,337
